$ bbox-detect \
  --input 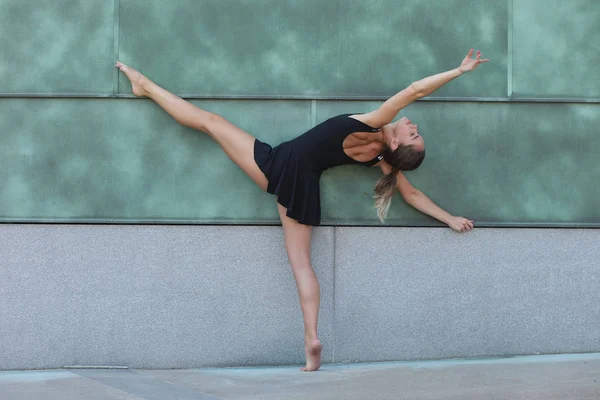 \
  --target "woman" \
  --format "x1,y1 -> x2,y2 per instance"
116,49 -> 489,372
